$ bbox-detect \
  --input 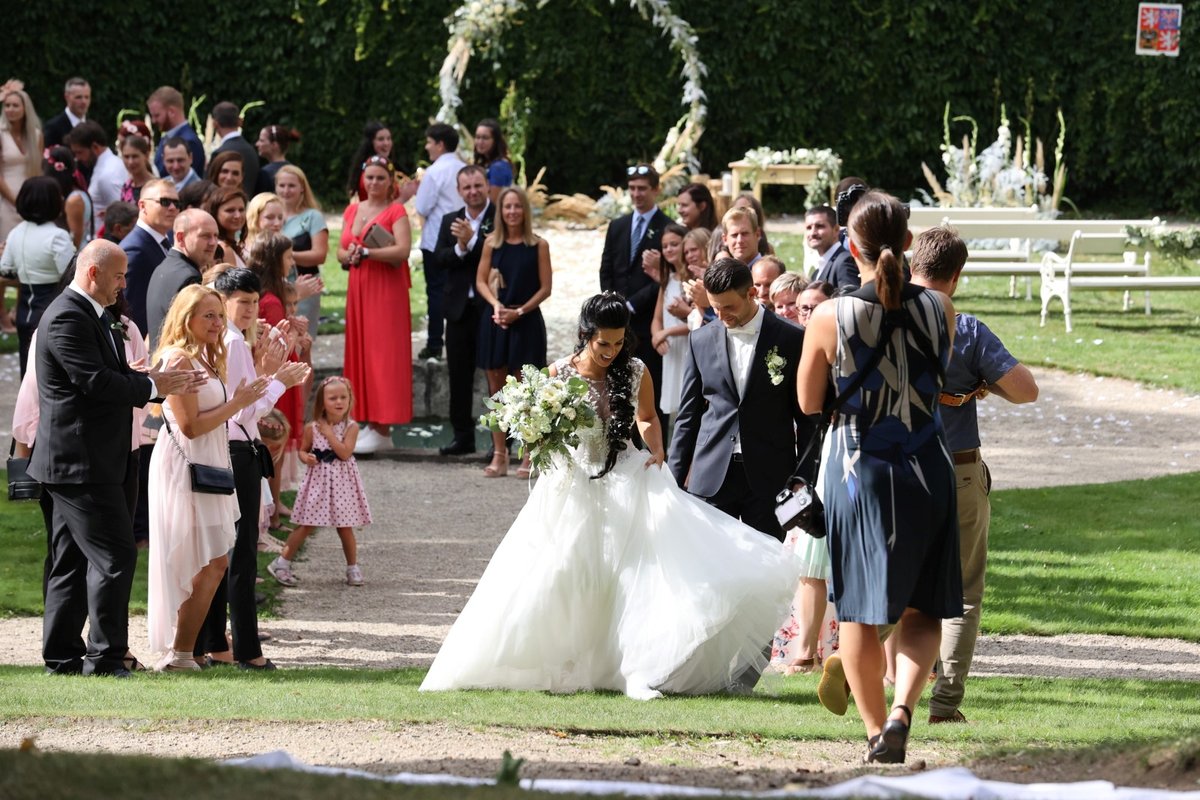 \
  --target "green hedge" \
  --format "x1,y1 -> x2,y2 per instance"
9,0 -> 1199,213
